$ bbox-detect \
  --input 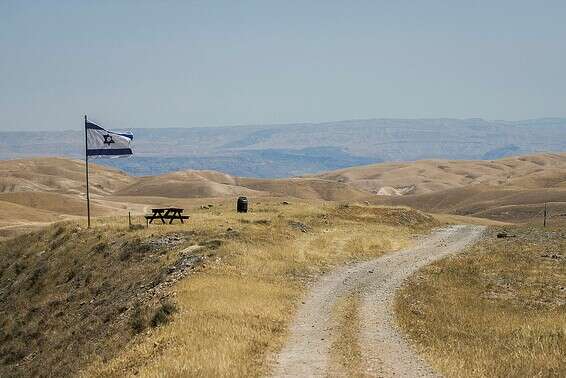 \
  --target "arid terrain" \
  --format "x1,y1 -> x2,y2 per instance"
3,1 -> 566,375
317,152 -> 566,223
1,153 -> 565,240
0,157 -> 368,240
0,154 -> 564,377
